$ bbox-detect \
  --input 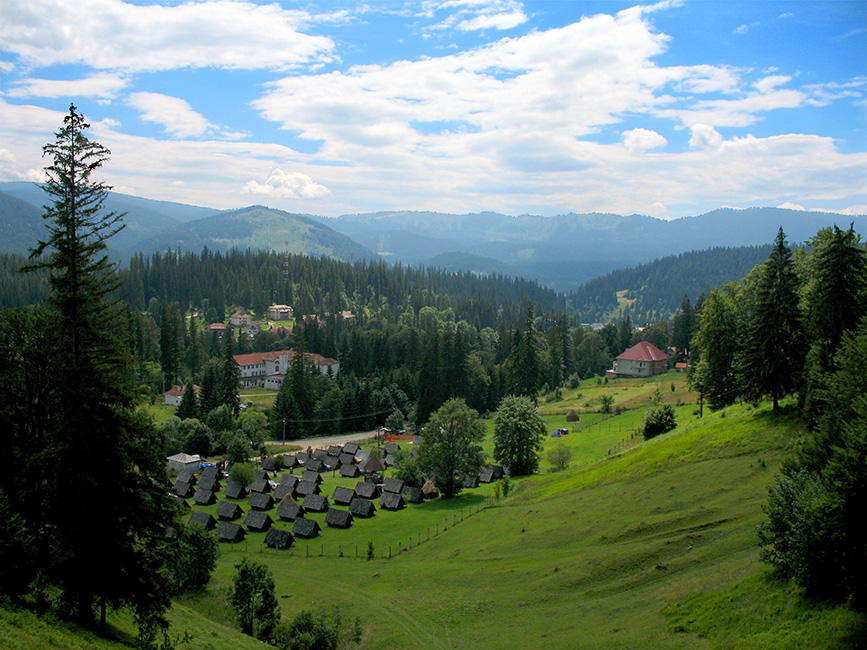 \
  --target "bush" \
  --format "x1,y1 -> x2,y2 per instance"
599,394 -> 614,414
642,404 -> 677,440
175,522 -> 219,592
231,558 -> 279,639
226,435 -> 251,465
272,607 -> 362,650
230,462 -> 255,488
547,444 -> 572,471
